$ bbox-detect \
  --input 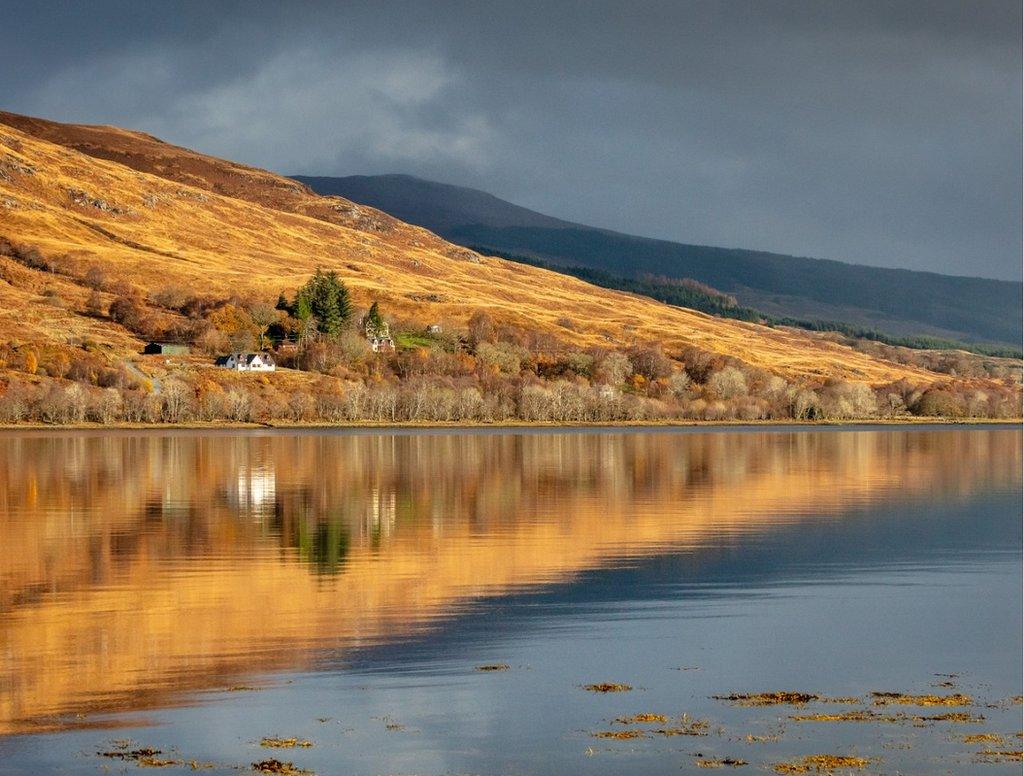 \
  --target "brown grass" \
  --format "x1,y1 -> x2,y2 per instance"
0,111 -> 970,387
